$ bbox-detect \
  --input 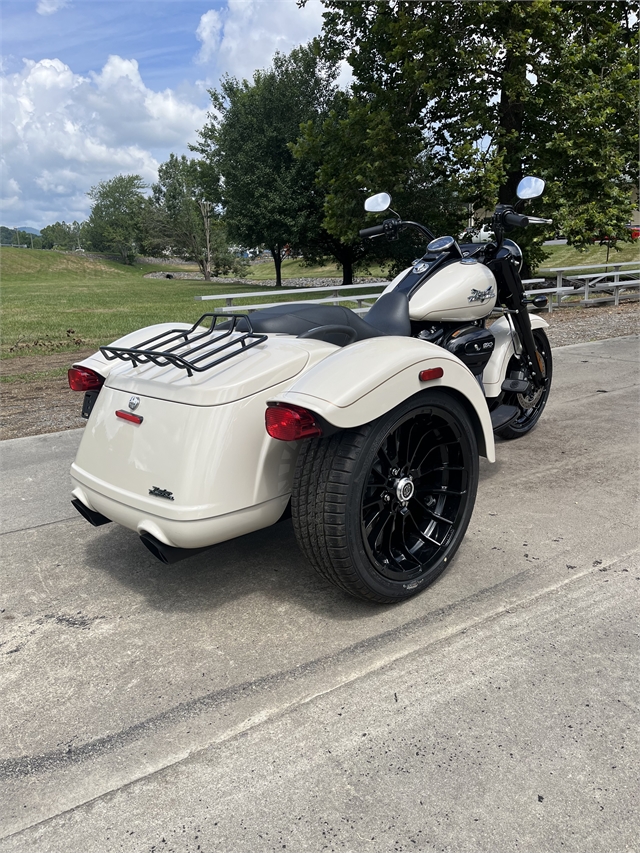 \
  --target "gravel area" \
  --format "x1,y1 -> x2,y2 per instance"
1,300 -> 637,441
144,272 -> 378,287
